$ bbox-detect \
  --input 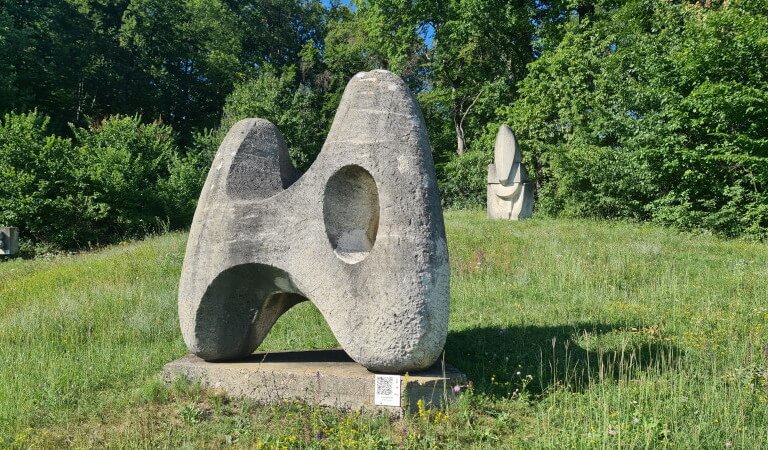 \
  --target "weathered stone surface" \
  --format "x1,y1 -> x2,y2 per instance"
0,227 -> 19,255
487,125 -> 534,220
179,70 -> 449,374
163,349 -> 466,416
